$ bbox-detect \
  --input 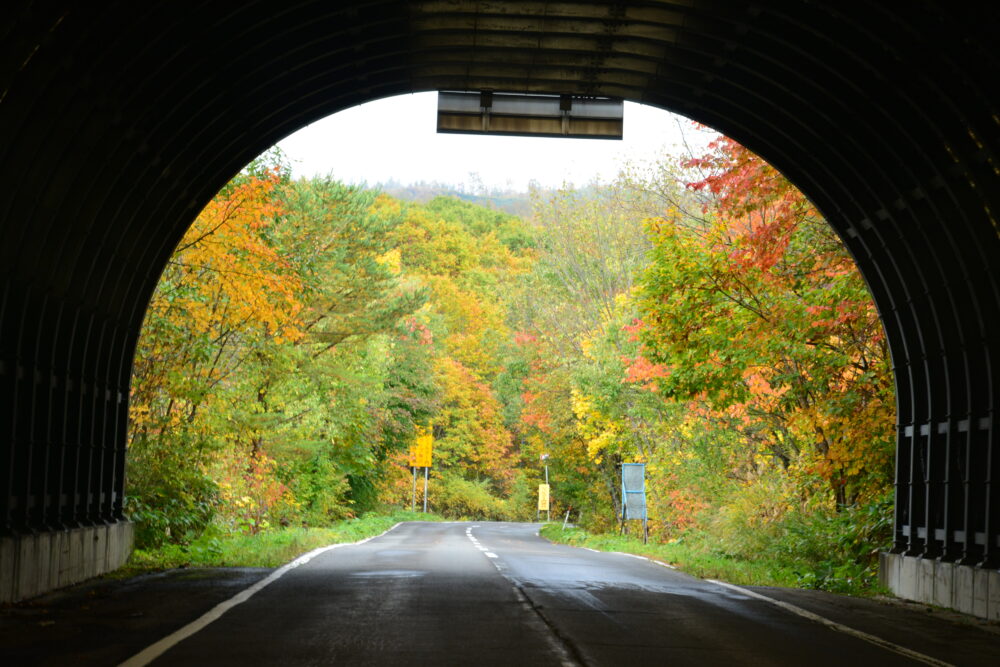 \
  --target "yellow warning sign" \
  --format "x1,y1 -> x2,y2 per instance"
408,427 -> 433,467
537,483 -> 550,511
